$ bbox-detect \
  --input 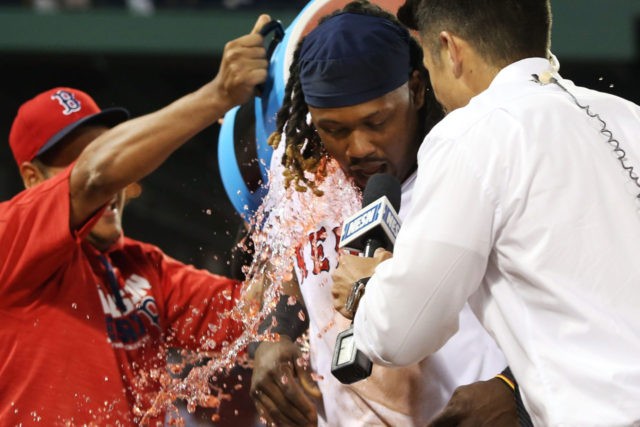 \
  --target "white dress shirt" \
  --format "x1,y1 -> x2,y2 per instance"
354,57 -> 640,427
